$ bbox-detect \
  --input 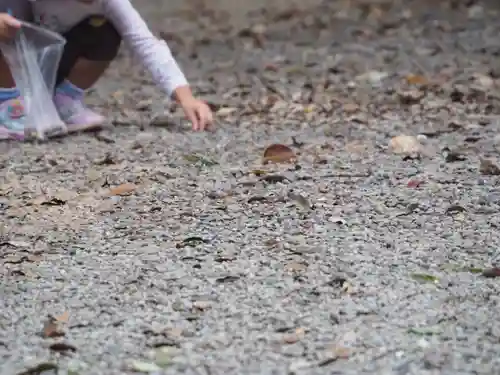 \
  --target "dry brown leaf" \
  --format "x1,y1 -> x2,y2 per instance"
405,74 -> 428,85
345,141 -> 368,154
283,327 -> 306,344
42,319 -> 64,338
284,262 -> 308,272
389,135 -> 421,155
398,89 -> 425,105
342,103 -> 359,114
479,158 -> 500,176
263,144 -> 296,164
216,107 -> 238,117
329,345 -> 351,359
288,191 -> 311,210
108,183 -> 137,196
55,311 -> 69,323
193,300 -> 211,311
